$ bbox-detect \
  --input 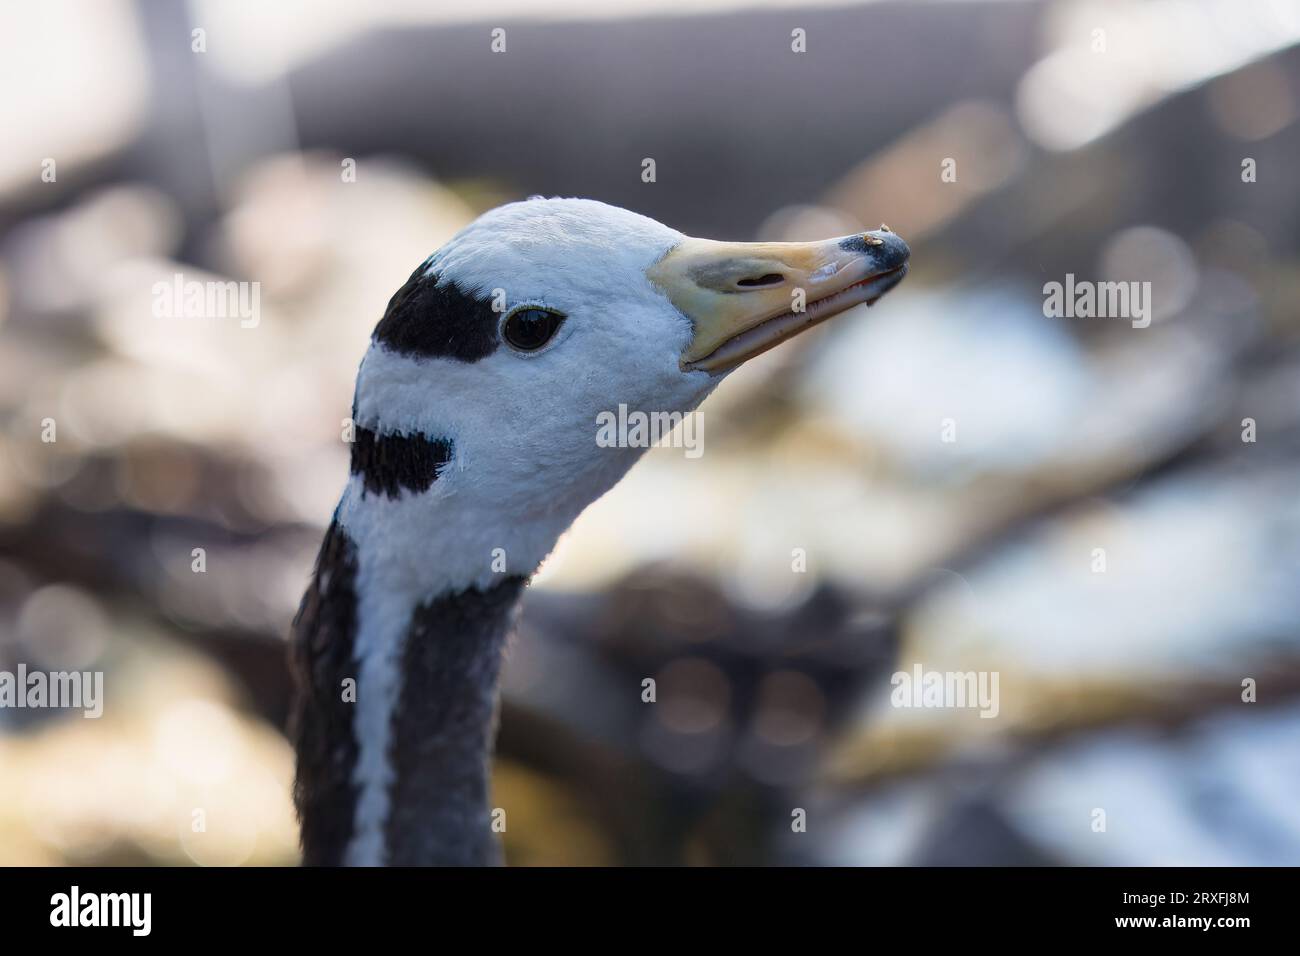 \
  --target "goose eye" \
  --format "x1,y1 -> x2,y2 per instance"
502,307 -> 565,352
